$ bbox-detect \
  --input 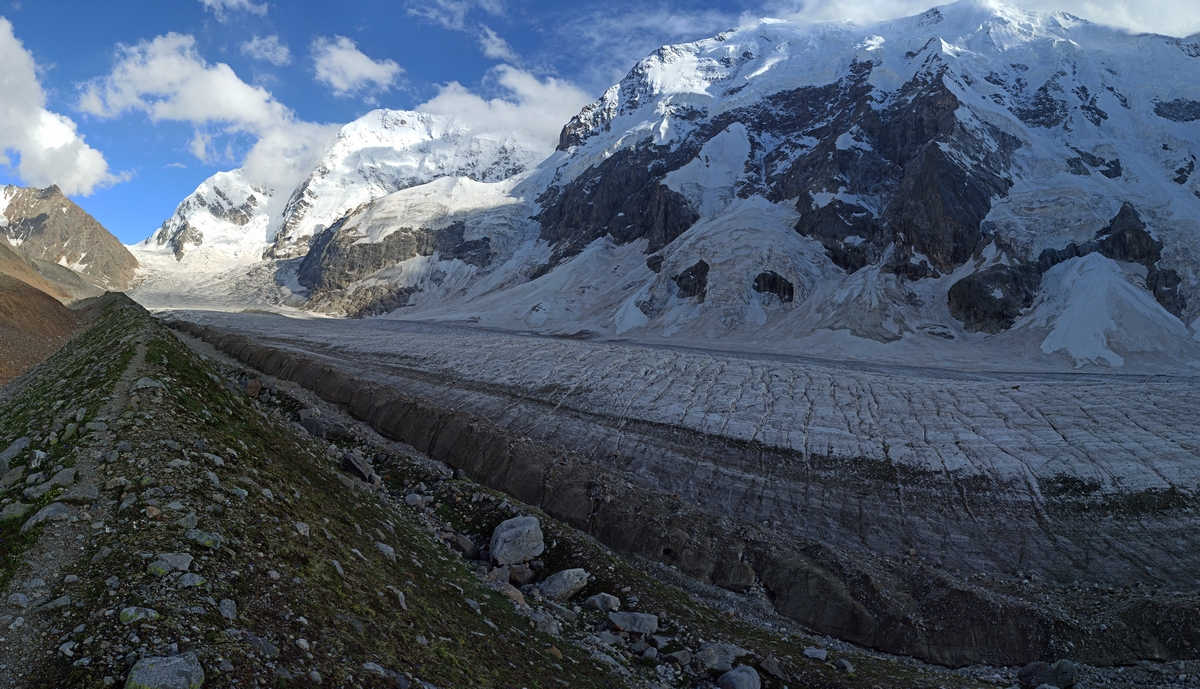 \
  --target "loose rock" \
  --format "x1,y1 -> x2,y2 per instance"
123,652 -> 204,689
489,516 -> 544,565
718,666 -> 761,689
607,611 -> 658,636
538,568 -> 588,602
